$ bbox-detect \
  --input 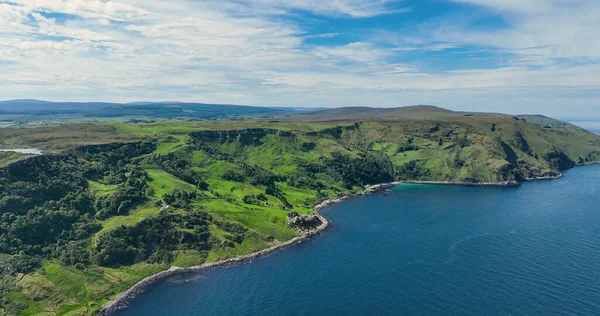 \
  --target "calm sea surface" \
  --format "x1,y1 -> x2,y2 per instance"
117,165 -> 600,316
